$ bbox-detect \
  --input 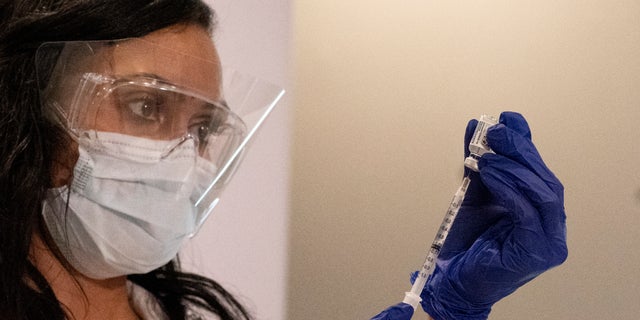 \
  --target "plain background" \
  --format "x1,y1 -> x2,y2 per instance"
290,1 -> 640,320
181,1 -> 640,320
